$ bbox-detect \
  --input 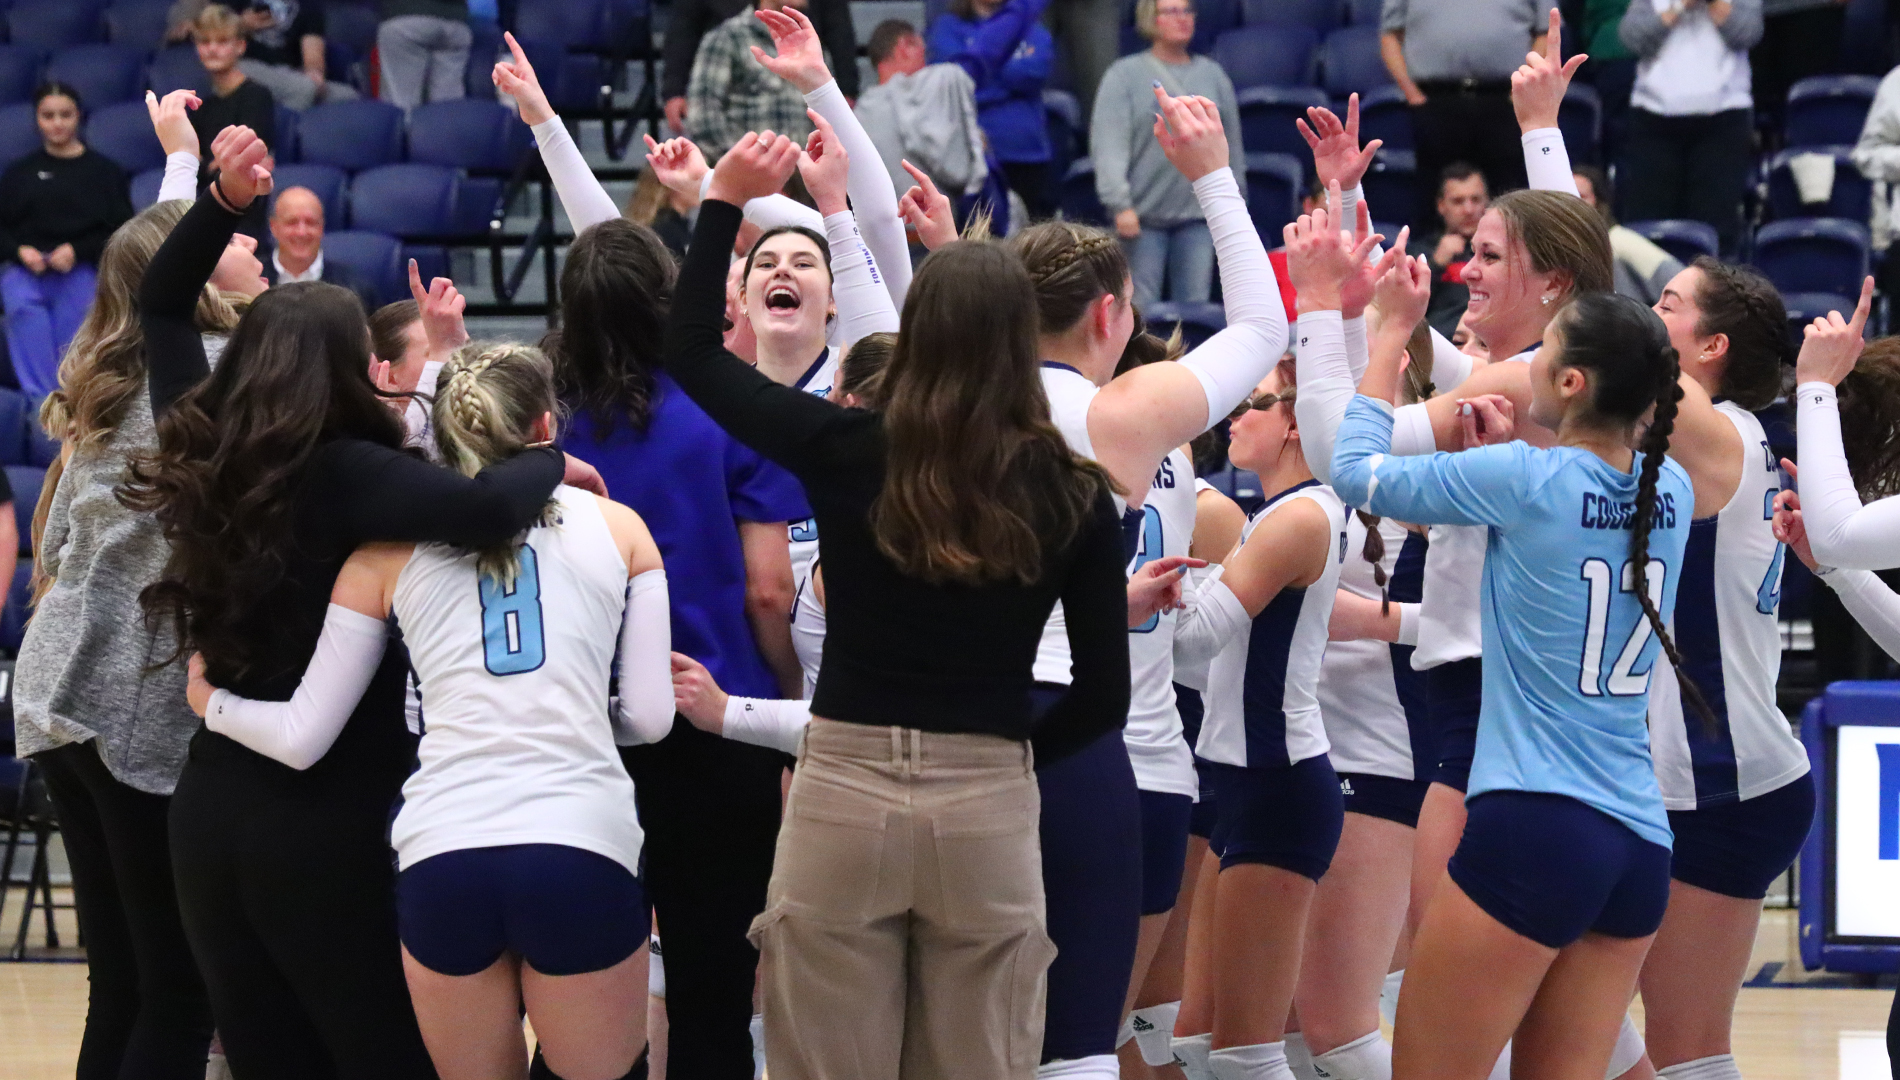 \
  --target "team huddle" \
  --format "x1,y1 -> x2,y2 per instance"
15,6 -> 1900,1080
